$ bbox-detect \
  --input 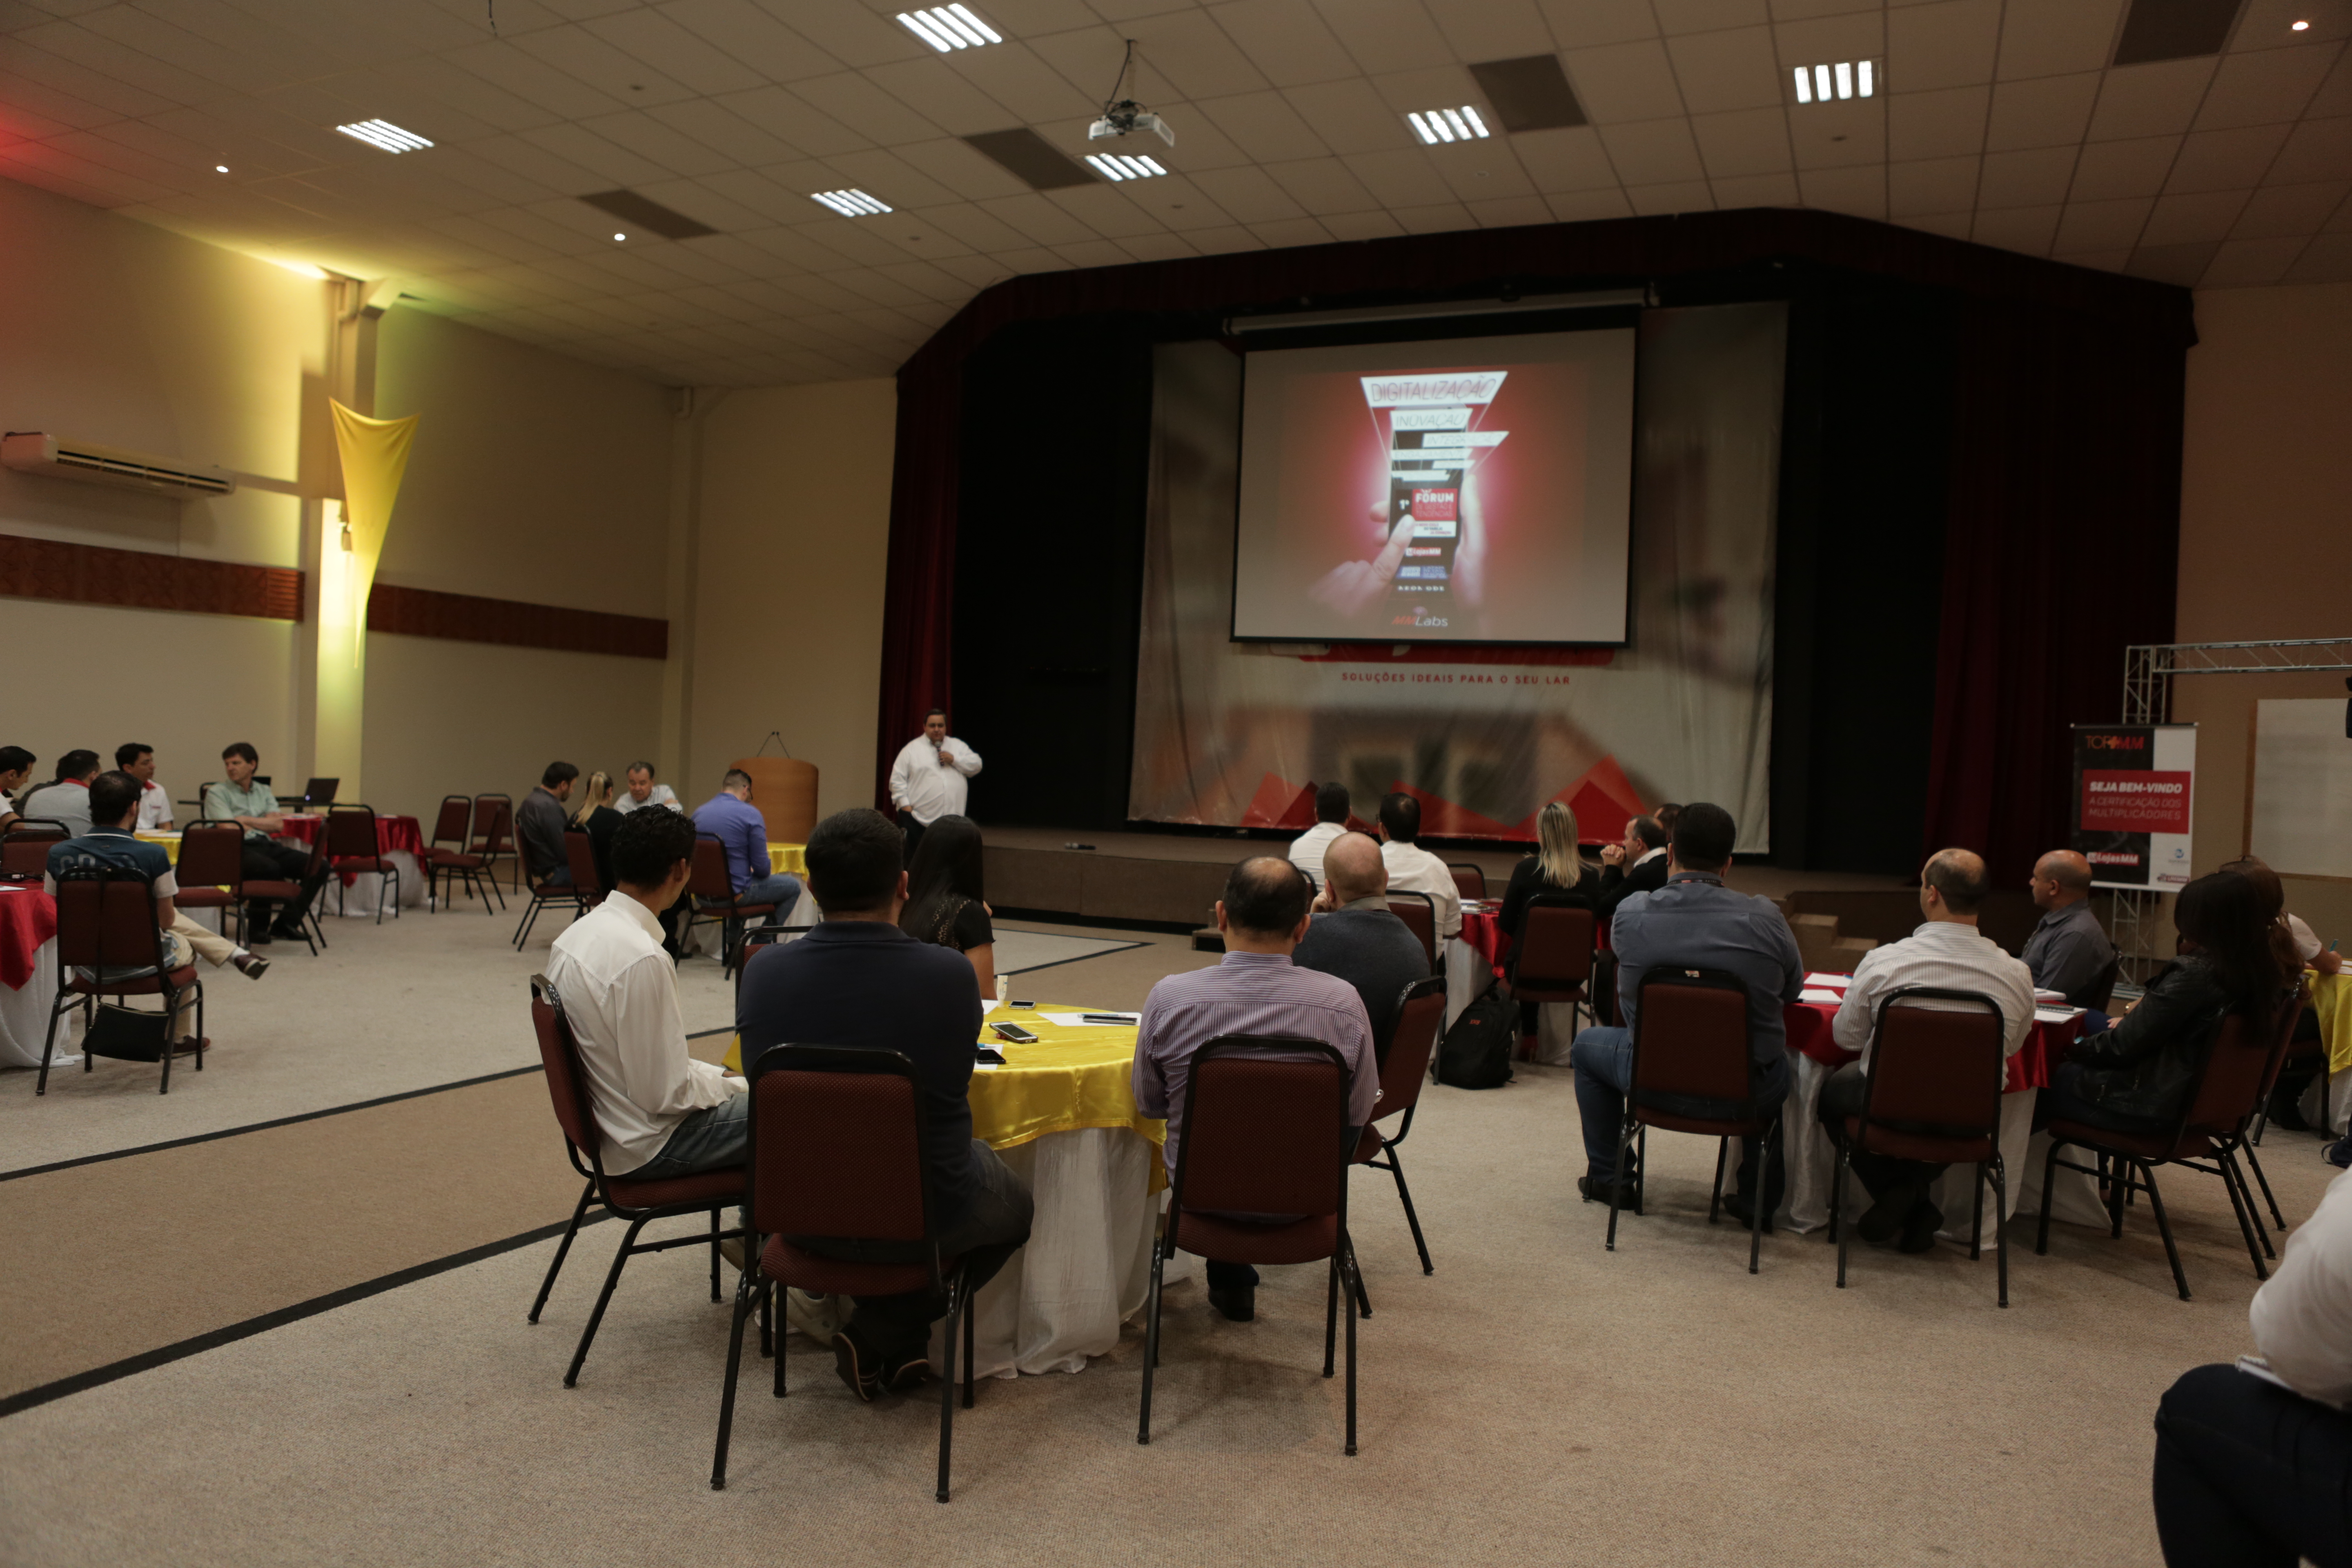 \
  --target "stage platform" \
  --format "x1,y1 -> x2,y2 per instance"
980,824 -> 1920,933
